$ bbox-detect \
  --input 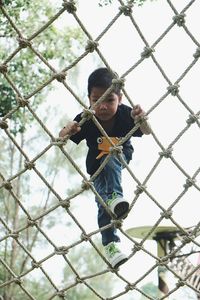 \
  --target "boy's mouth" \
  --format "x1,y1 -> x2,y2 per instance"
97,113 -> 112,121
